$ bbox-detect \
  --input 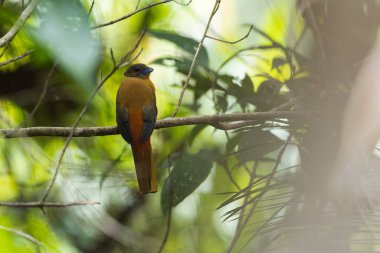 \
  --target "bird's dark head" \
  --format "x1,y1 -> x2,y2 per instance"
124,63 -> 154,78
